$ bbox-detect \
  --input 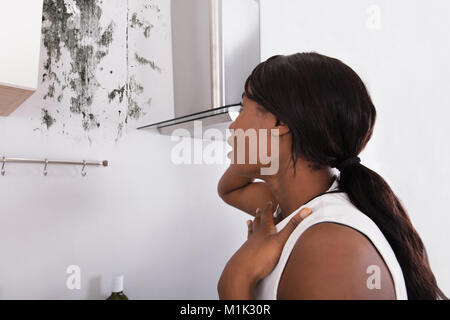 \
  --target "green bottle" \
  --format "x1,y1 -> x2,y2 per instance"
106,274 -> 129,300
